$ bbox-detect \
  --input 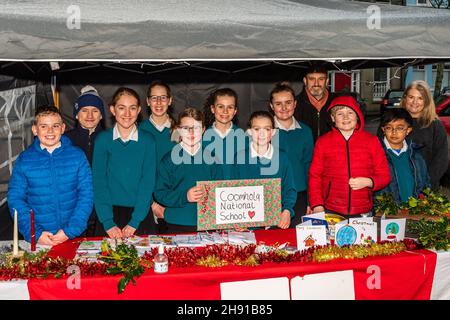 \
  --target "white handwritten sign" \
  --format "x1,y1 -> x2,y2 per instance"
215,186 -> 265,225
